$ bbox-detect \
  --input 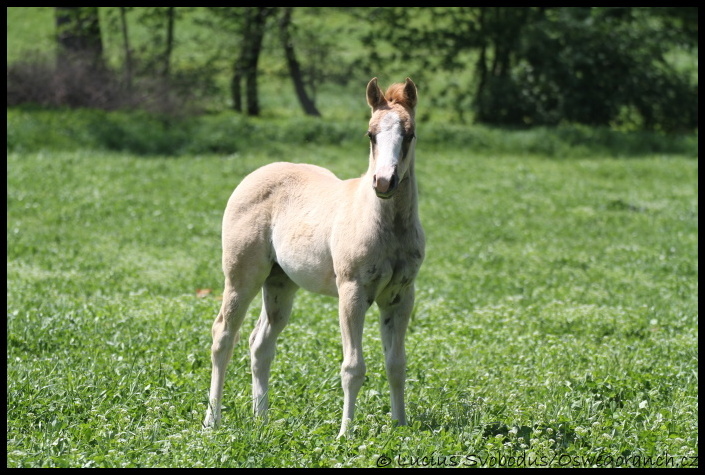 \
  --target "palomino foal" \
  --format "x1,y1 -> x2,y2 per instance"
203,77 -> 425,438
